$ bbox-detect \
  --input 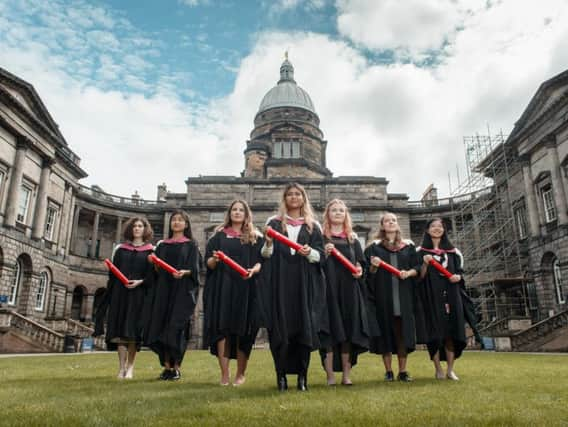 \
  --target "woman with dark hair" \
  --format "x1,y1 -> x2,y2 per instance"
260,182 -> 326,392
417,217 -> 466,381
320,199 -> 369,386
94,216 -> 154,379
145,209 -> 200,381
365,212 -> 420,382
204,199 -> 263,386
